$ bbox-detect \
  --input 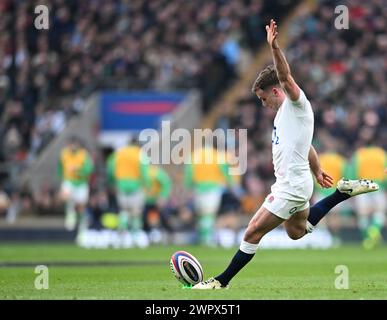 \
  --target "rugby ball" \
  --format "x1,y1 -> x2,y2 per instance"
170,251 -> 204,286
